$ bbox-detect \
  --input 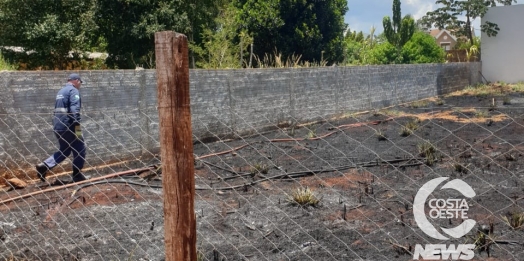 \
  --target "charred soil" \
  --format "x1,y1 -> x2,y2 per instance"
1,84 -> 524,261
